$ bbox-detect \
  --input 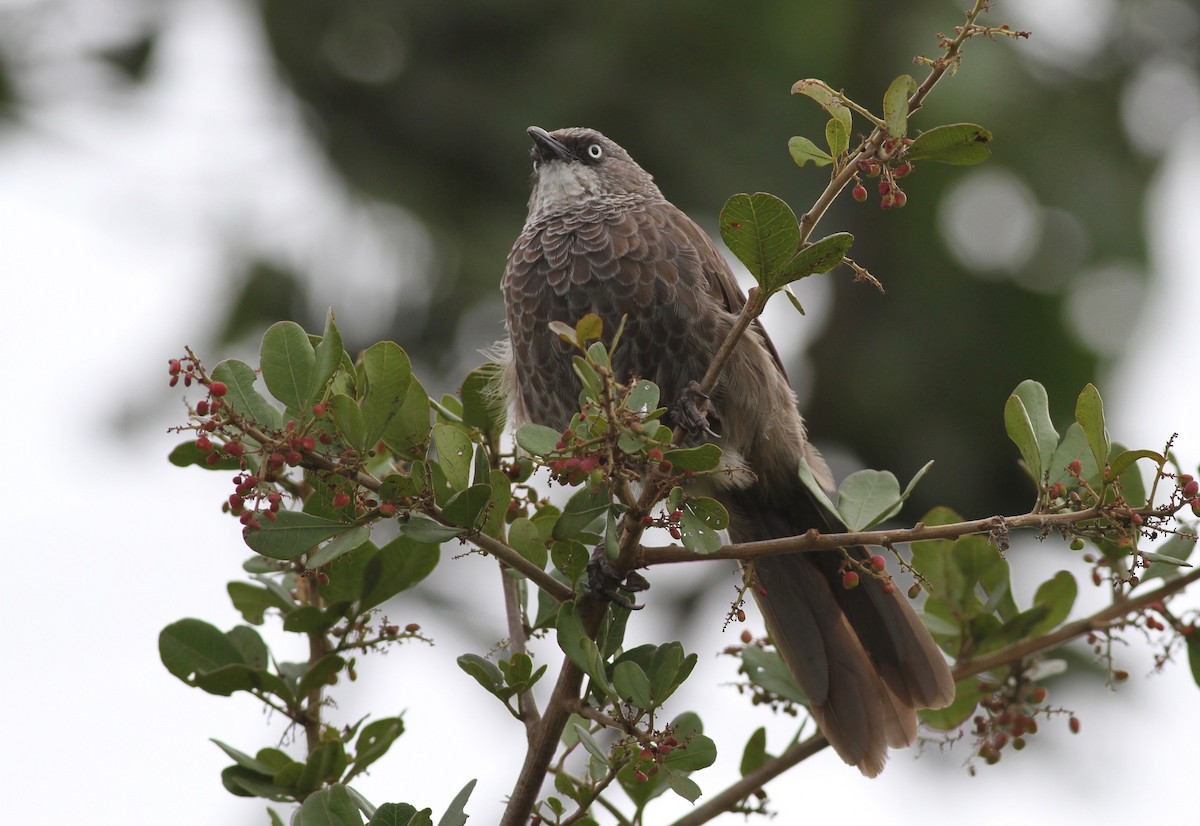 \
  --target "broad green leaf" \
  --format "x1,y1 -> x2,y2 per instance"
825,117 -> 849,157
680,497 -> 728,554
458,653 -> 505,695
297,654 -> 345,697
1030,571 -> 1077,635
741,646 -> 807,705
295,783 -> 361,826
555,600 -> 589,673
1142,535 -> 1196,584
661,733 -> 717,771
361,342 -> 413,447
666,770 -> 702,803
905,123 -> 993,164
552,539 -> 588,583
352,716 -> 405,777
883,74 -> 917,138
650,643 -> 695,705
330,393 -> 367,453
791,79 -> 852,130
212,359 -> 281,429
1010,380 -> 1059,481
770,232 -> 853,291
515,423 -> 562,456
168,440 -> 242,470
307,525 -> 372,569
437,779 -> 477,826
261,321 -> 315,413
574,312 -> 603,344
1109,448 -> 1165,481
1005,394 -> 1041,483
461,363 -> 506,438
244,511 -> 354,560
397,513 -> 462,543
361,536 -> 440,611
282,606 -> 342,634
221,765 -> 291,801
719,192 -> 801,284
920,677 -> 983,730
1048,423 -> 1102,488
507,517 -> 549,571
381,377 -> 432,460
308,309 -> 344,405
625,379 -> 660,413
787,136 -> 833,168
739,727 -> 768,777
211,739 -> 278,776
663,443 -> 722,472
612,660 -> 654,708
441,483 -> 493,529
225,625 -> 268,670
227,581 -> 293,625
368,804 -> 431,826
837,469 -> 902,531
572,725 -> 611,768
159,618 -> 244,682
432,423 -> 473,492
552,484 -> 610,541
1075,384 -> 1110,474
